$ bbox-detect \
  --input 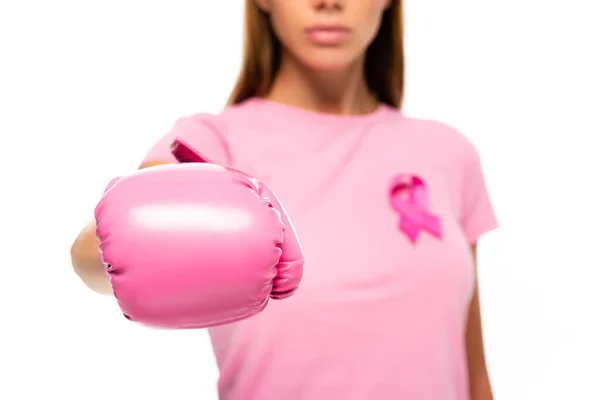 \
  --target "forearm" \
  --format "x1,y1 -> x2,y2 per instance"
70,221 -> 113,295
71,161 -> 173,296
